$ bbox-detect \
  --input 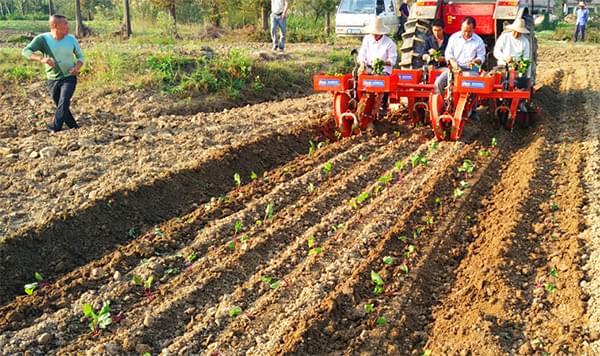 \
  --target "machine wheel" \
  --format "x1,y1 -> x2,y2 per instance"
415,106 -> 428,125
399,19 -> 430,69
